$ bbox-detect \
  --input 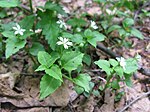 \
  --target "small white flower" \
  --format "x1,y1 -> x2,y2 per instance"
56,20 -> 67,29
35,29 -> 42,33
90,20 -> 98,29
13,23 -> 26,35
116,57 -> 126,70
76,27 -> 81,32
56,37 -> 73,49
106,8 -> 117,15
